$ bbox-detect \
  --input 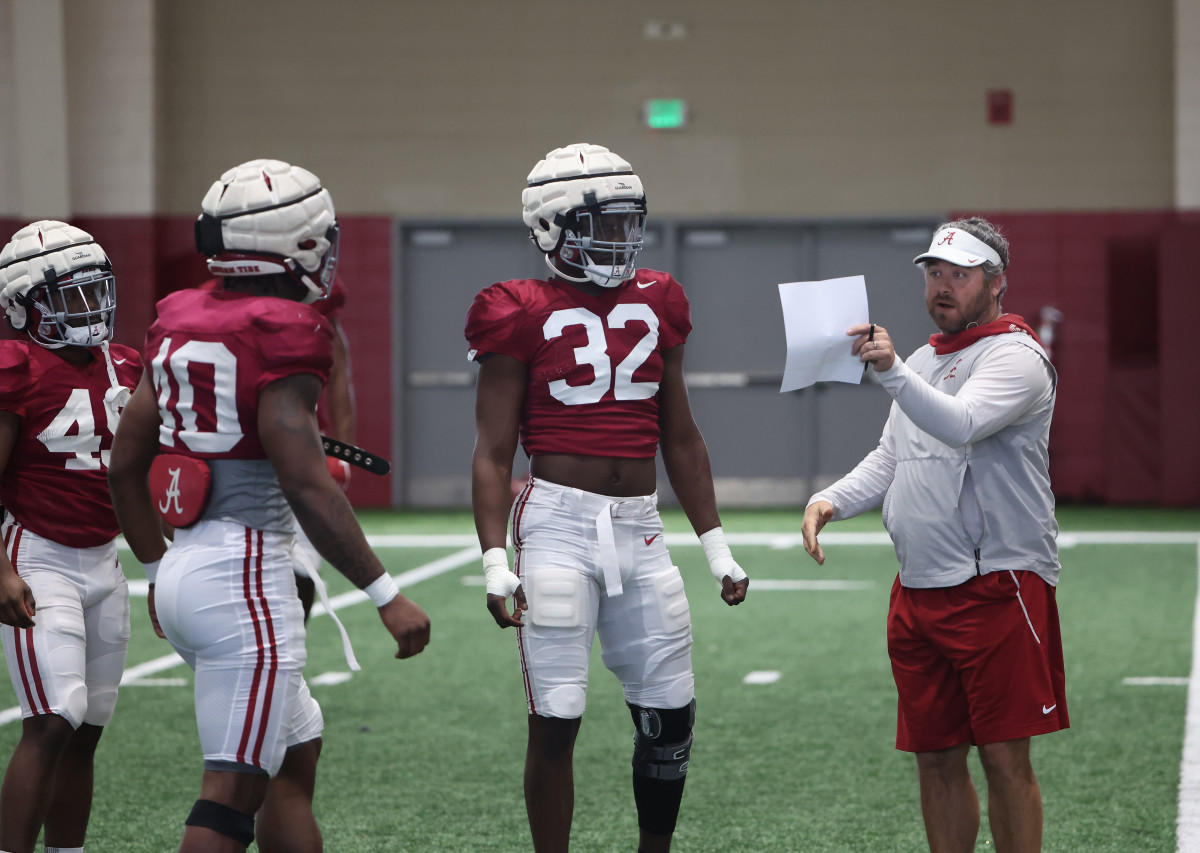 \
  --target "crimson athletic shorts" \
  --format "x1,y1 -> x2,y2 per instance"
887,570 -> 1068,753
